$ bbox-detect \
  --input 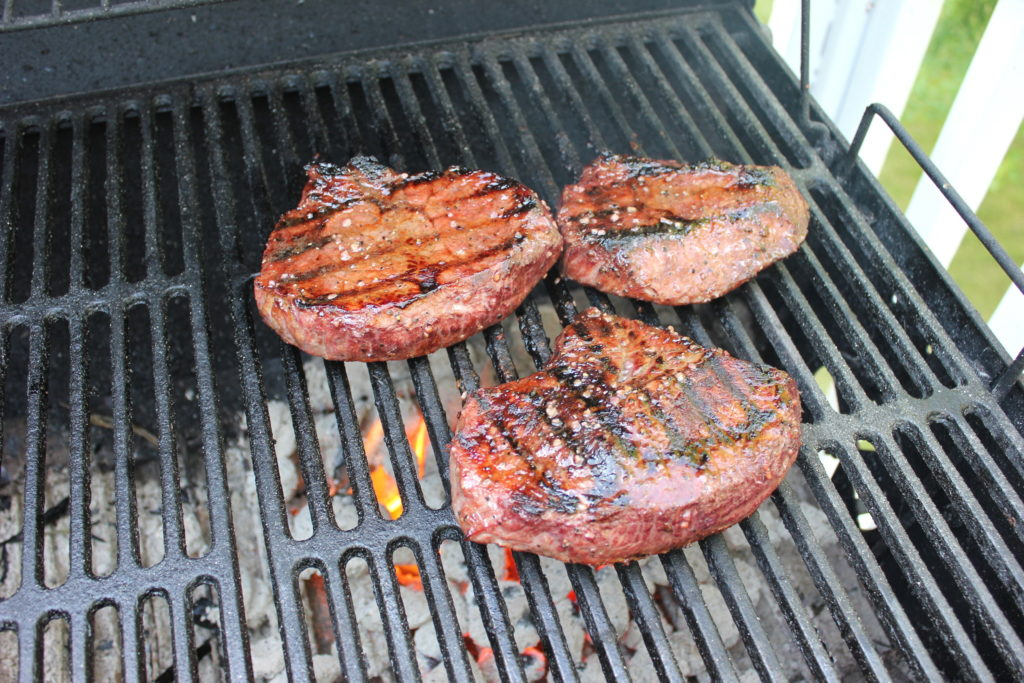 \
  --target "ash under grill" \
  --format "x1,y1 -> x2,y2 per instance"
1,3 -> 1023,681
